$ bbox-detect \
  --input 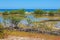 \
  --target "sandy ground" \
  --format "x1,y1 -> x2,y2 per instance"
1,31 -> 60,40
0,36 -> 46,40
